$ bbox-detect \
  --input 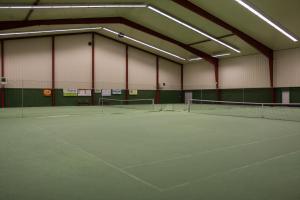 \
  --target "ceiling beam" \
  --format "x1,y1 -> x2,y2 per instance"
172,0 -> 273,58
188,34 -> 234,46
0,17 -> 218,65
24,0 -> 40,21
